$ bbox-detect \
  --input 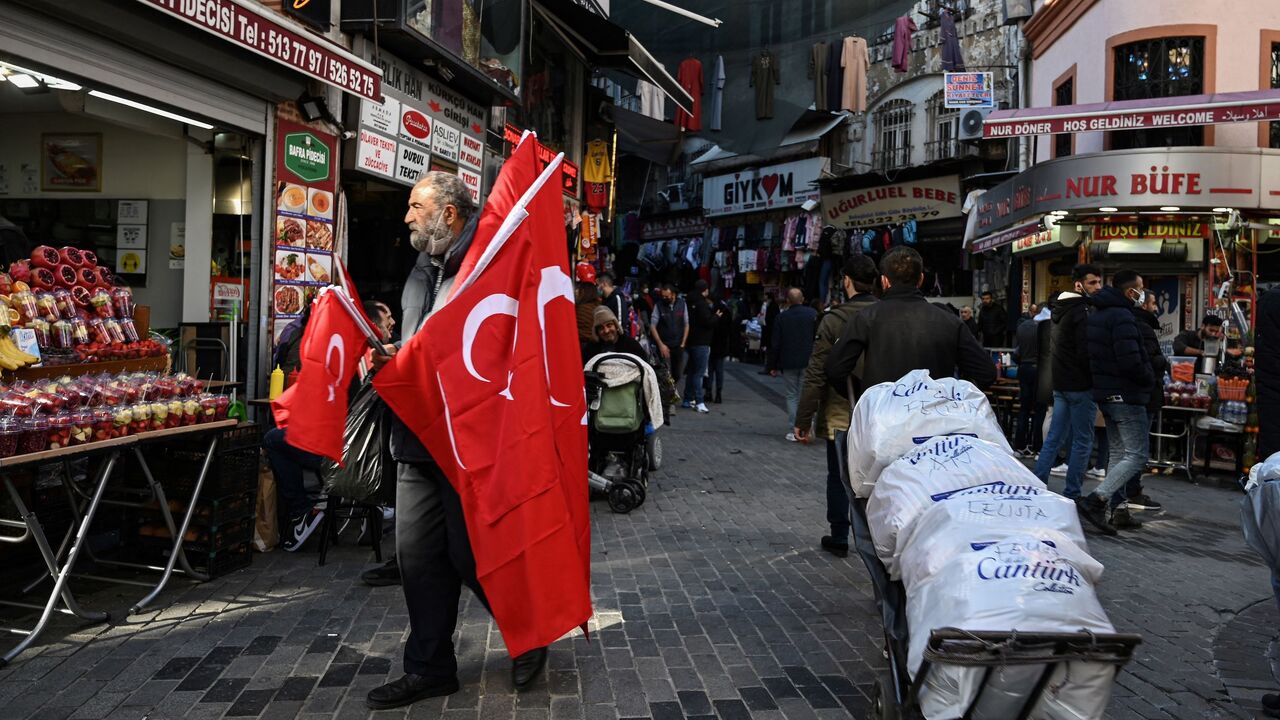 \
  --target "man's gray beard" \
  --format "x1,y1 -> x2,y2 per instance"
409,229 -> 427,253
410,227 -> 454,256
